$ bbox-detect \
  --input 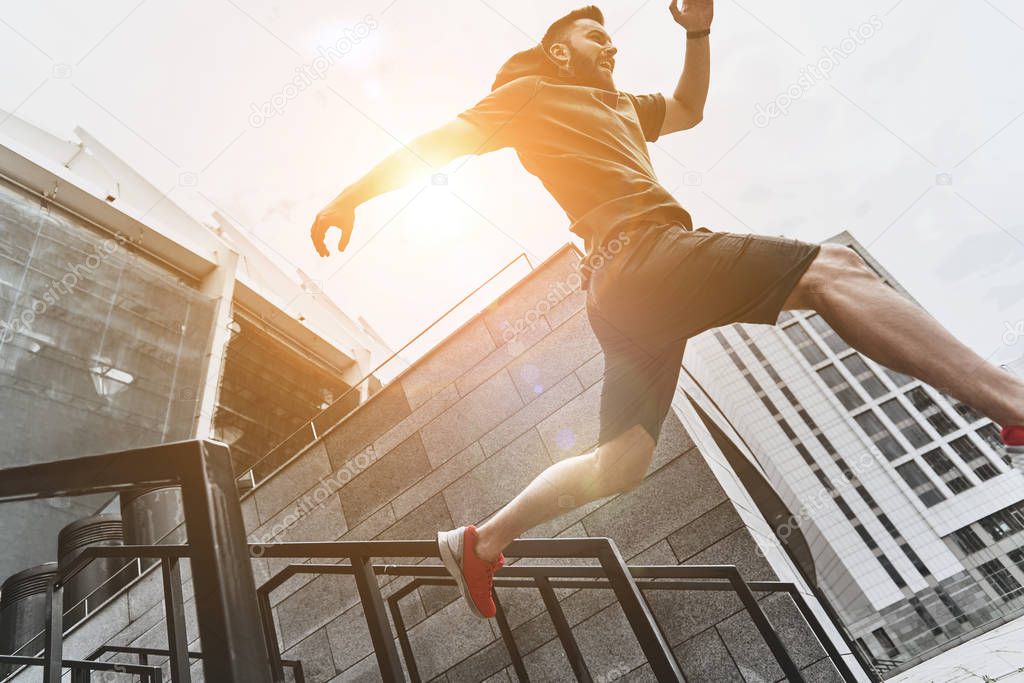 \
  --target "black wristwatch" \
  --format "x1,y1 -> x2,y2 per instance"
687,28 -> 711,39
